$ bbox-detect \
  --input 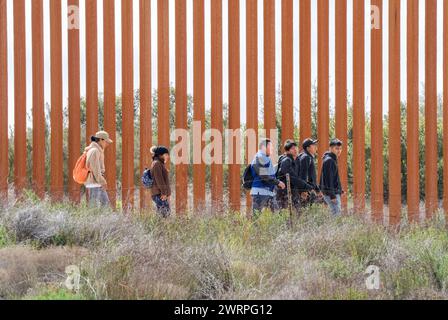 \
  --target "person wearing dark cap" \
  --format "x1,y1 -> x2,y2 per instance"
297,138 -> 321,204
320,139 -> 344,216
276,140 -> 313,213
150,146 -> 171,217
